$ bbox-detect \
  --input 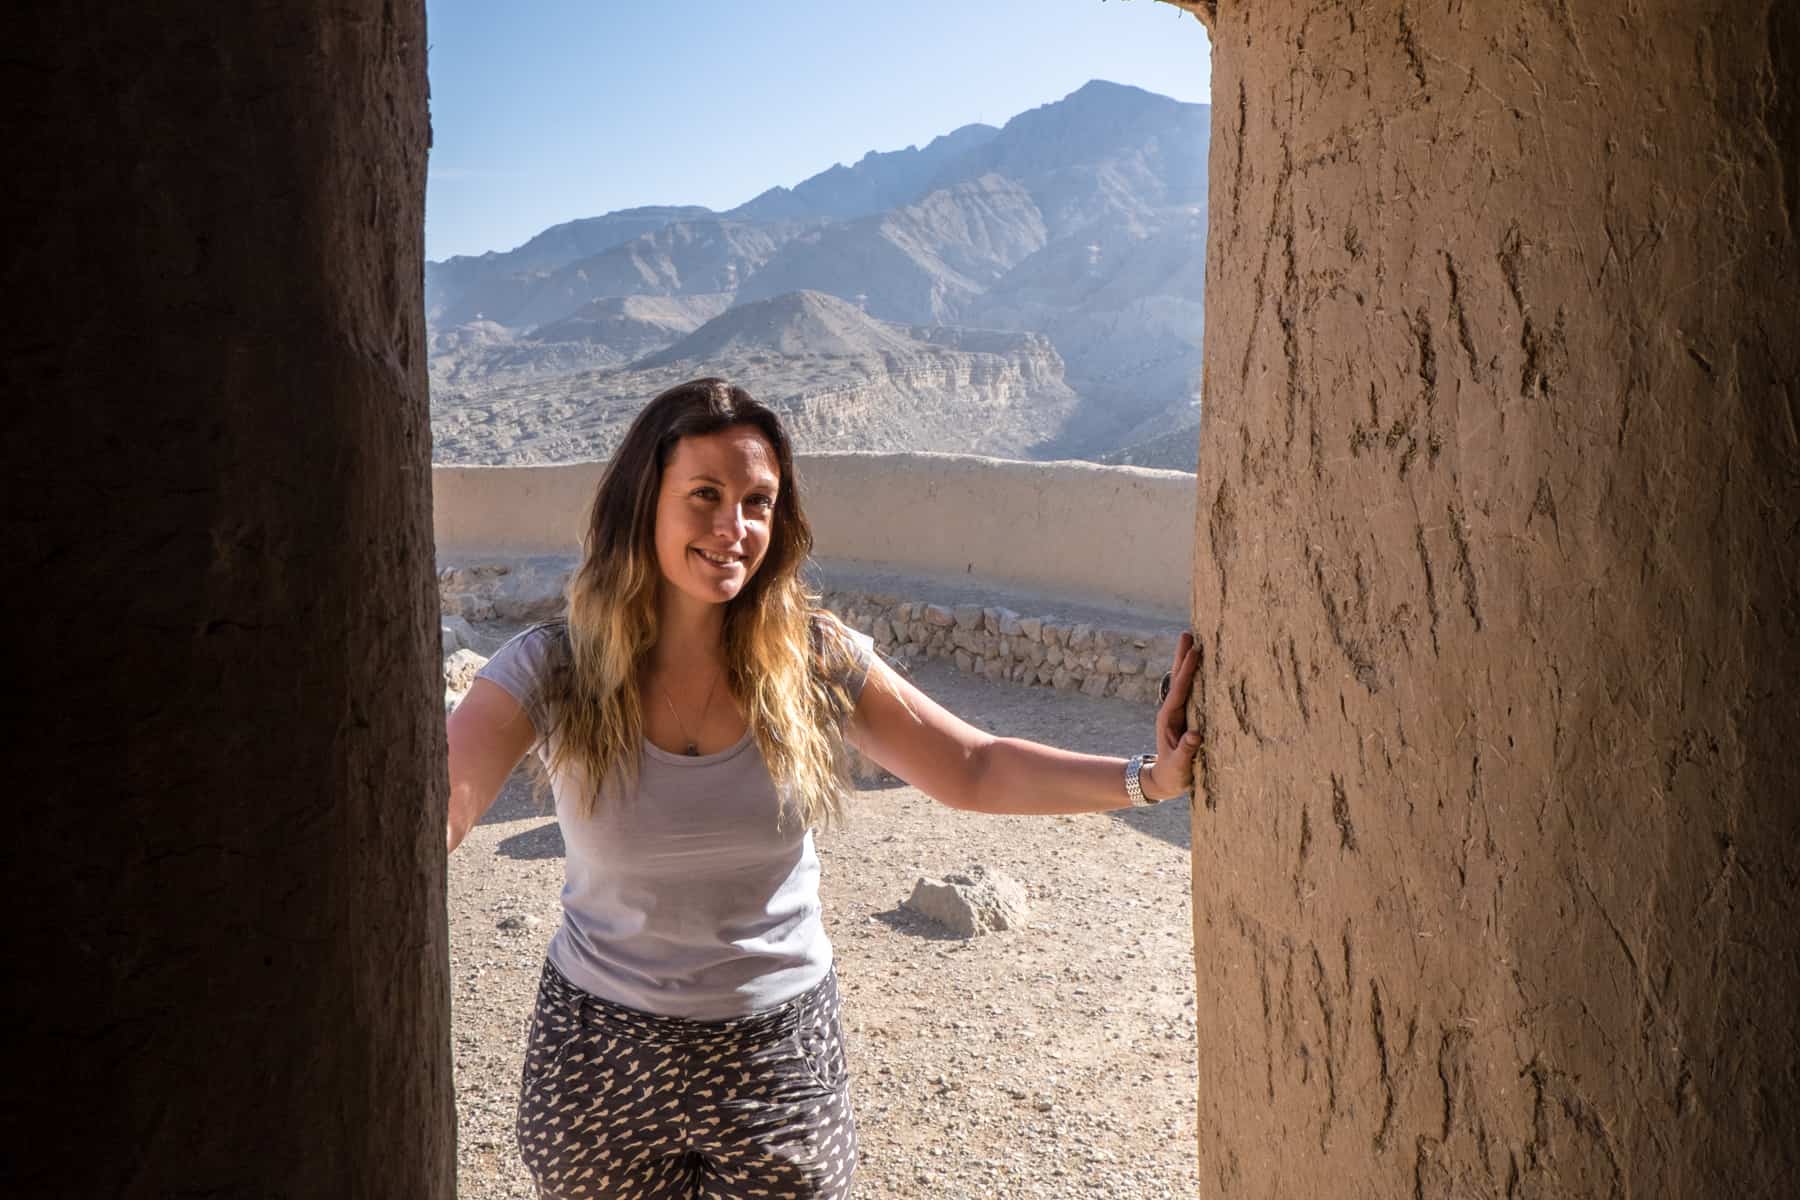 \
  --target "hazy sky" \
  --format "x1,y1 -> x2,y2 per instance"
425,0 -> 1213,261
